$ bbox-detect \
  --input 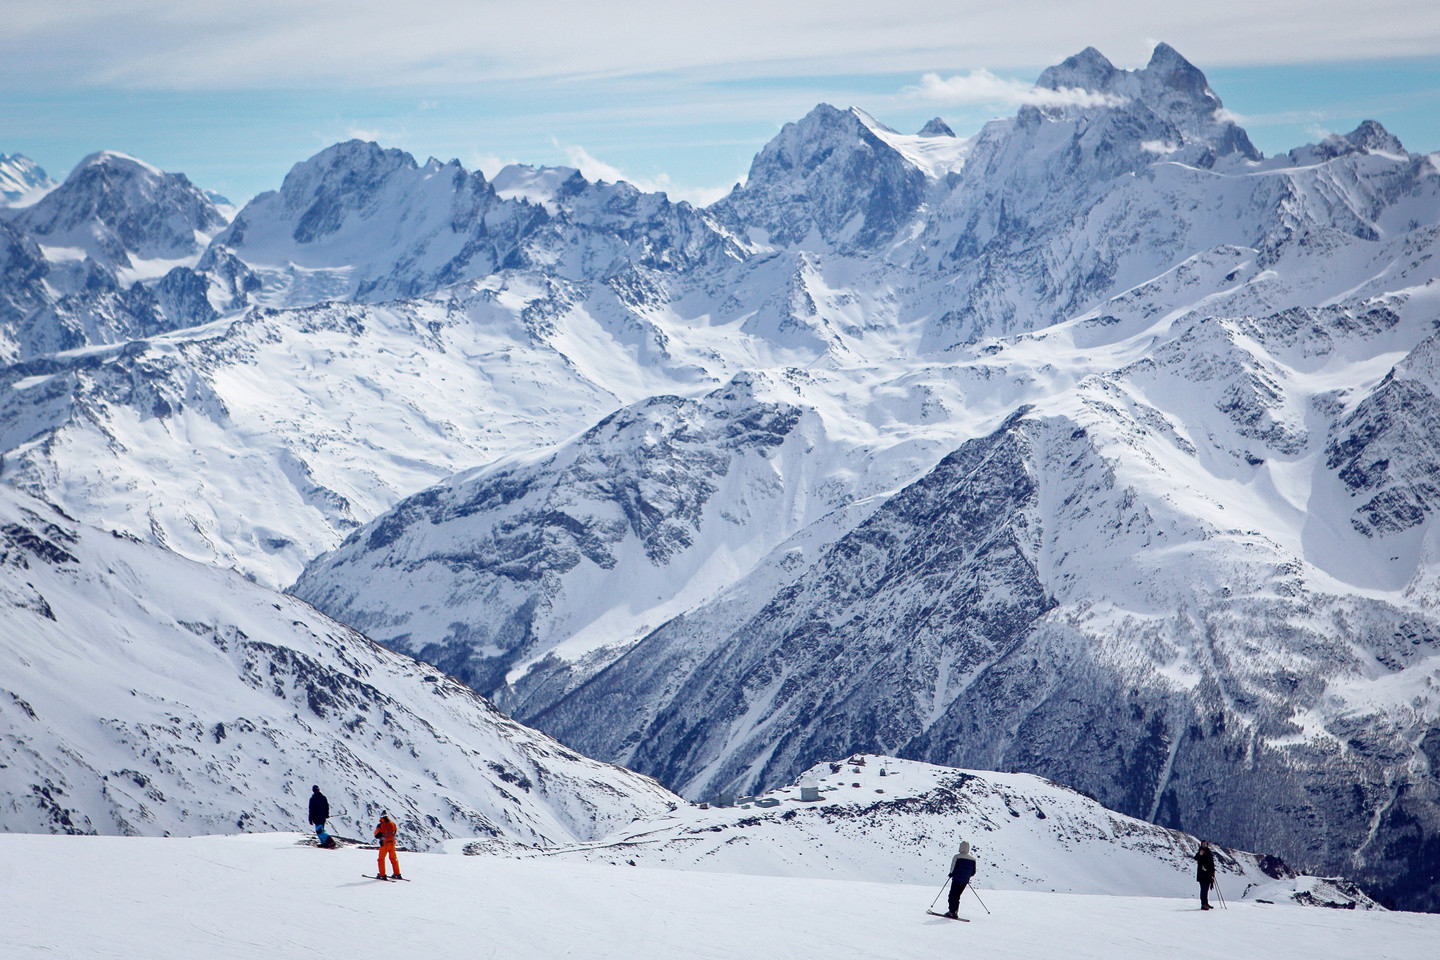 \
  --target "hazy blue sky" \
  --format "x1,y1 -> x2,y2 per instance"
4,1 -> 1439,206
